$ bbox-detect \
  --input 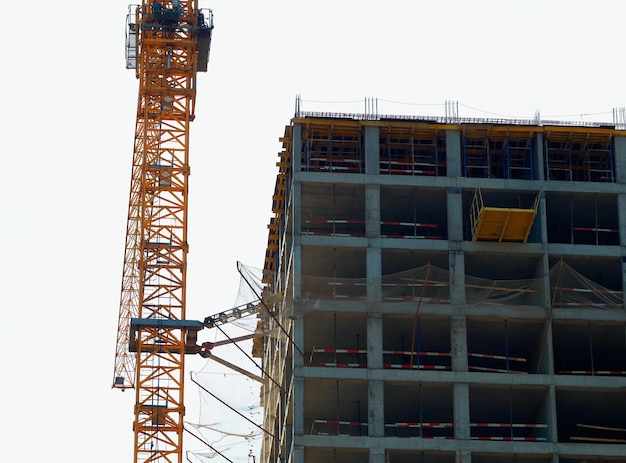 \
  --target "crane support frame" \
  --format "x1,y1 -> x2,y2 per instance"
113,2 -> 213,463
